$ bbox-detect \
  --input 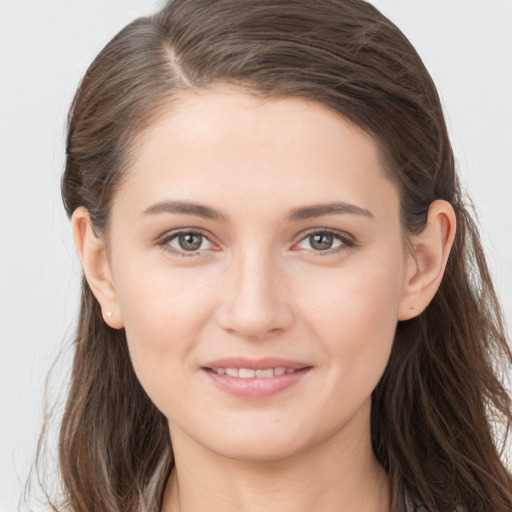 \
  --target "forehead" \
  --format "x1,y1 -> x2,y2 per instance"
114,87 -> 399,222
